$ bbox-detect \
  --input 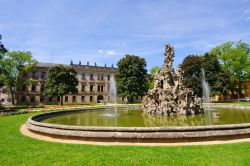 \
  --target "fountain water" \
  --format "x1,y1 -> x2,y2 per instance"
101,74 -> 118,117
109,74 -> 117,111
201,68 -> 211,110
